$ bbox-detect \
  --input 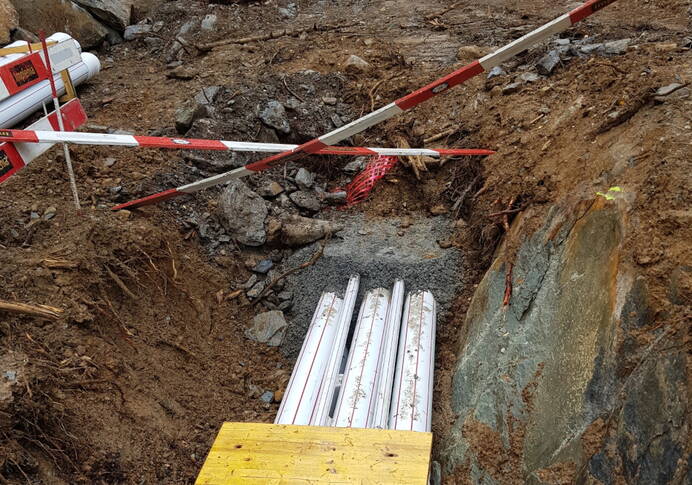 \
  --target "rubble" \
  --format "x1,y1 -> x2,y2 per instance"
289,191 -> 322,212
294,168 -> 315,190
536,50 -> 561,76
0,0 -> 18,44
